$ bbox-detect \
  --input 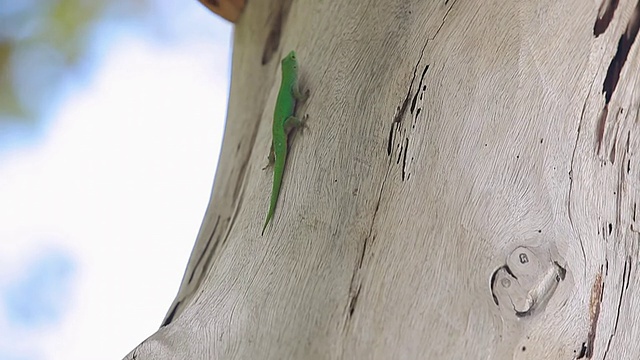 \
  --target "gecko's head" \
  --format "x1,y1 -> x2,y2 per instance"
281,50 -> 298,72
